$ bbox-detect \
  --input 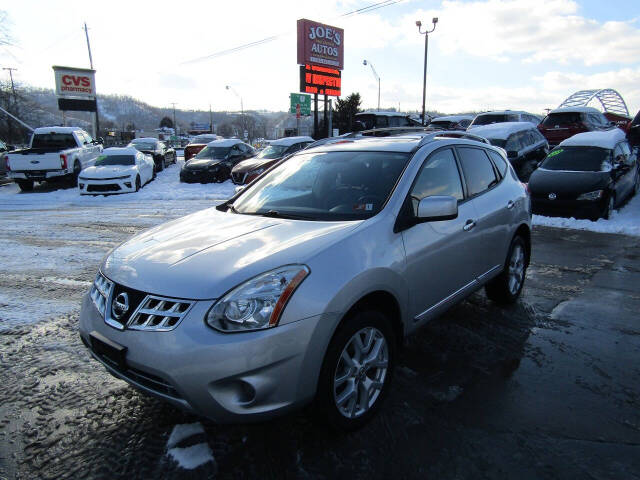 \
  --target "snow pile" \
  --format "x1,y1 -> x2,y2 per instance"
0,160 -> 236,208
166,423 -> 216,471
533,193 -> 640,237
